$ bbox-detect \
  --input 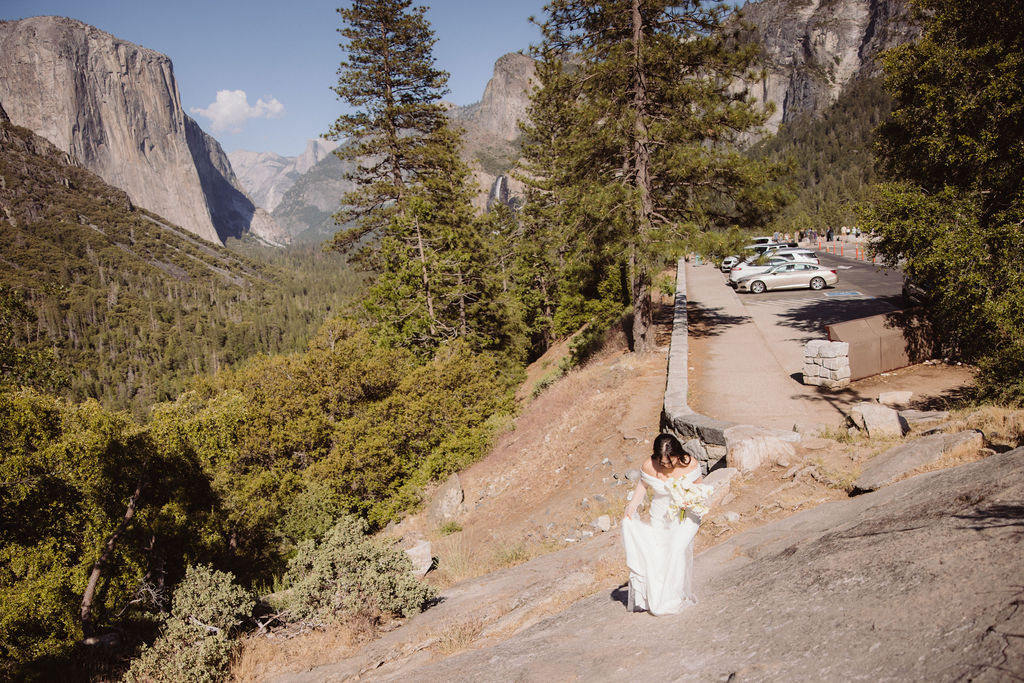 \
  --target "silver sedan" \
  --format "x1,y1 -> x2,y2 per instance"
735,262 -> 838,293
